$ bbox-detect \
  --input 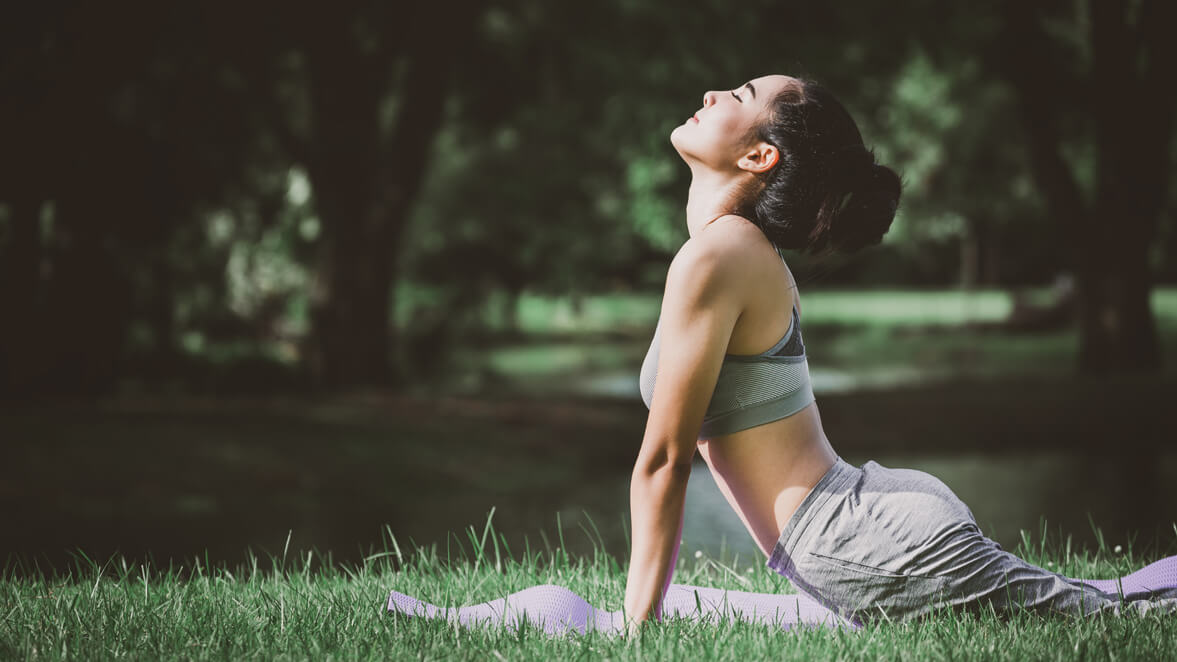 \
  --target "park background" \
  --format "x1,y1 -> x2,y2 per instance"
2,0 -> 1176,575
